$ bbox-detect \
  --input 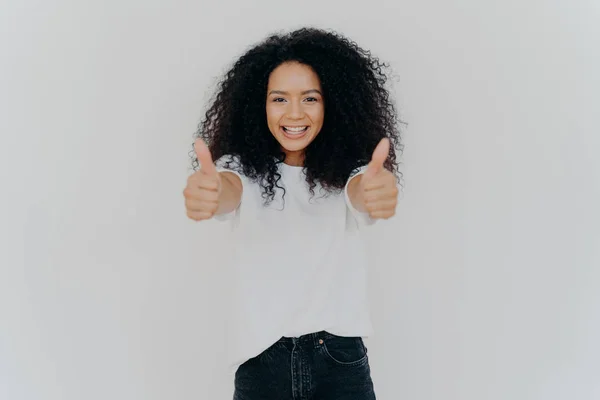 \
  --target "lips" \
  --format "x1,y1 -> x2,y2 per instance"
281,126 -> 309,140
